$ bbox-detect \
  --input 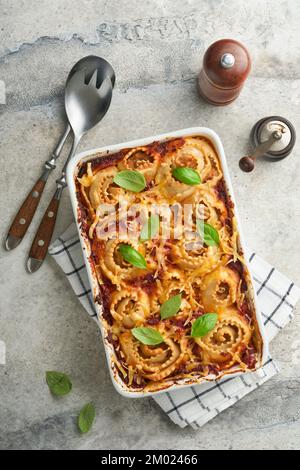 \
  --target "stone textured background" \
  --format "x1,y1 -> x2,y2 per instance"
0,0 -> 299,450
